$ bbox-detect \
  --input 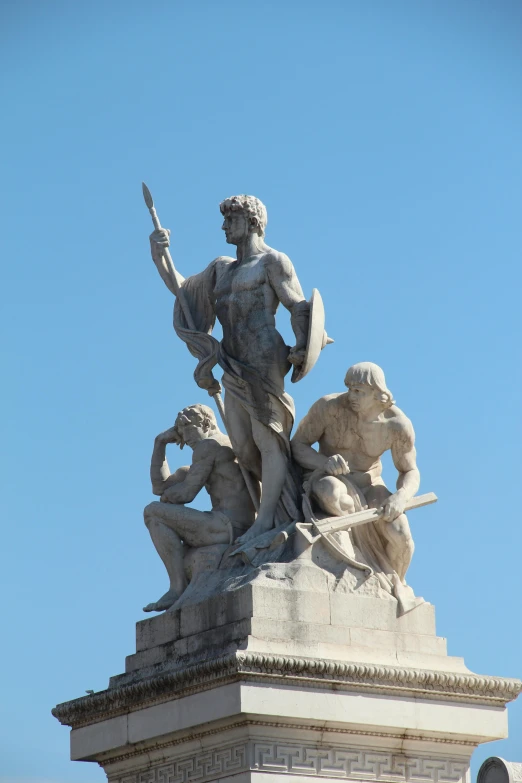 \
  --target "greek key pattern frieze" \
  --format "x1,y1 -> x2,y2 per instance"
119,743 -> 247,783
253,745 -> 467,782
117,741 -> 467,783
